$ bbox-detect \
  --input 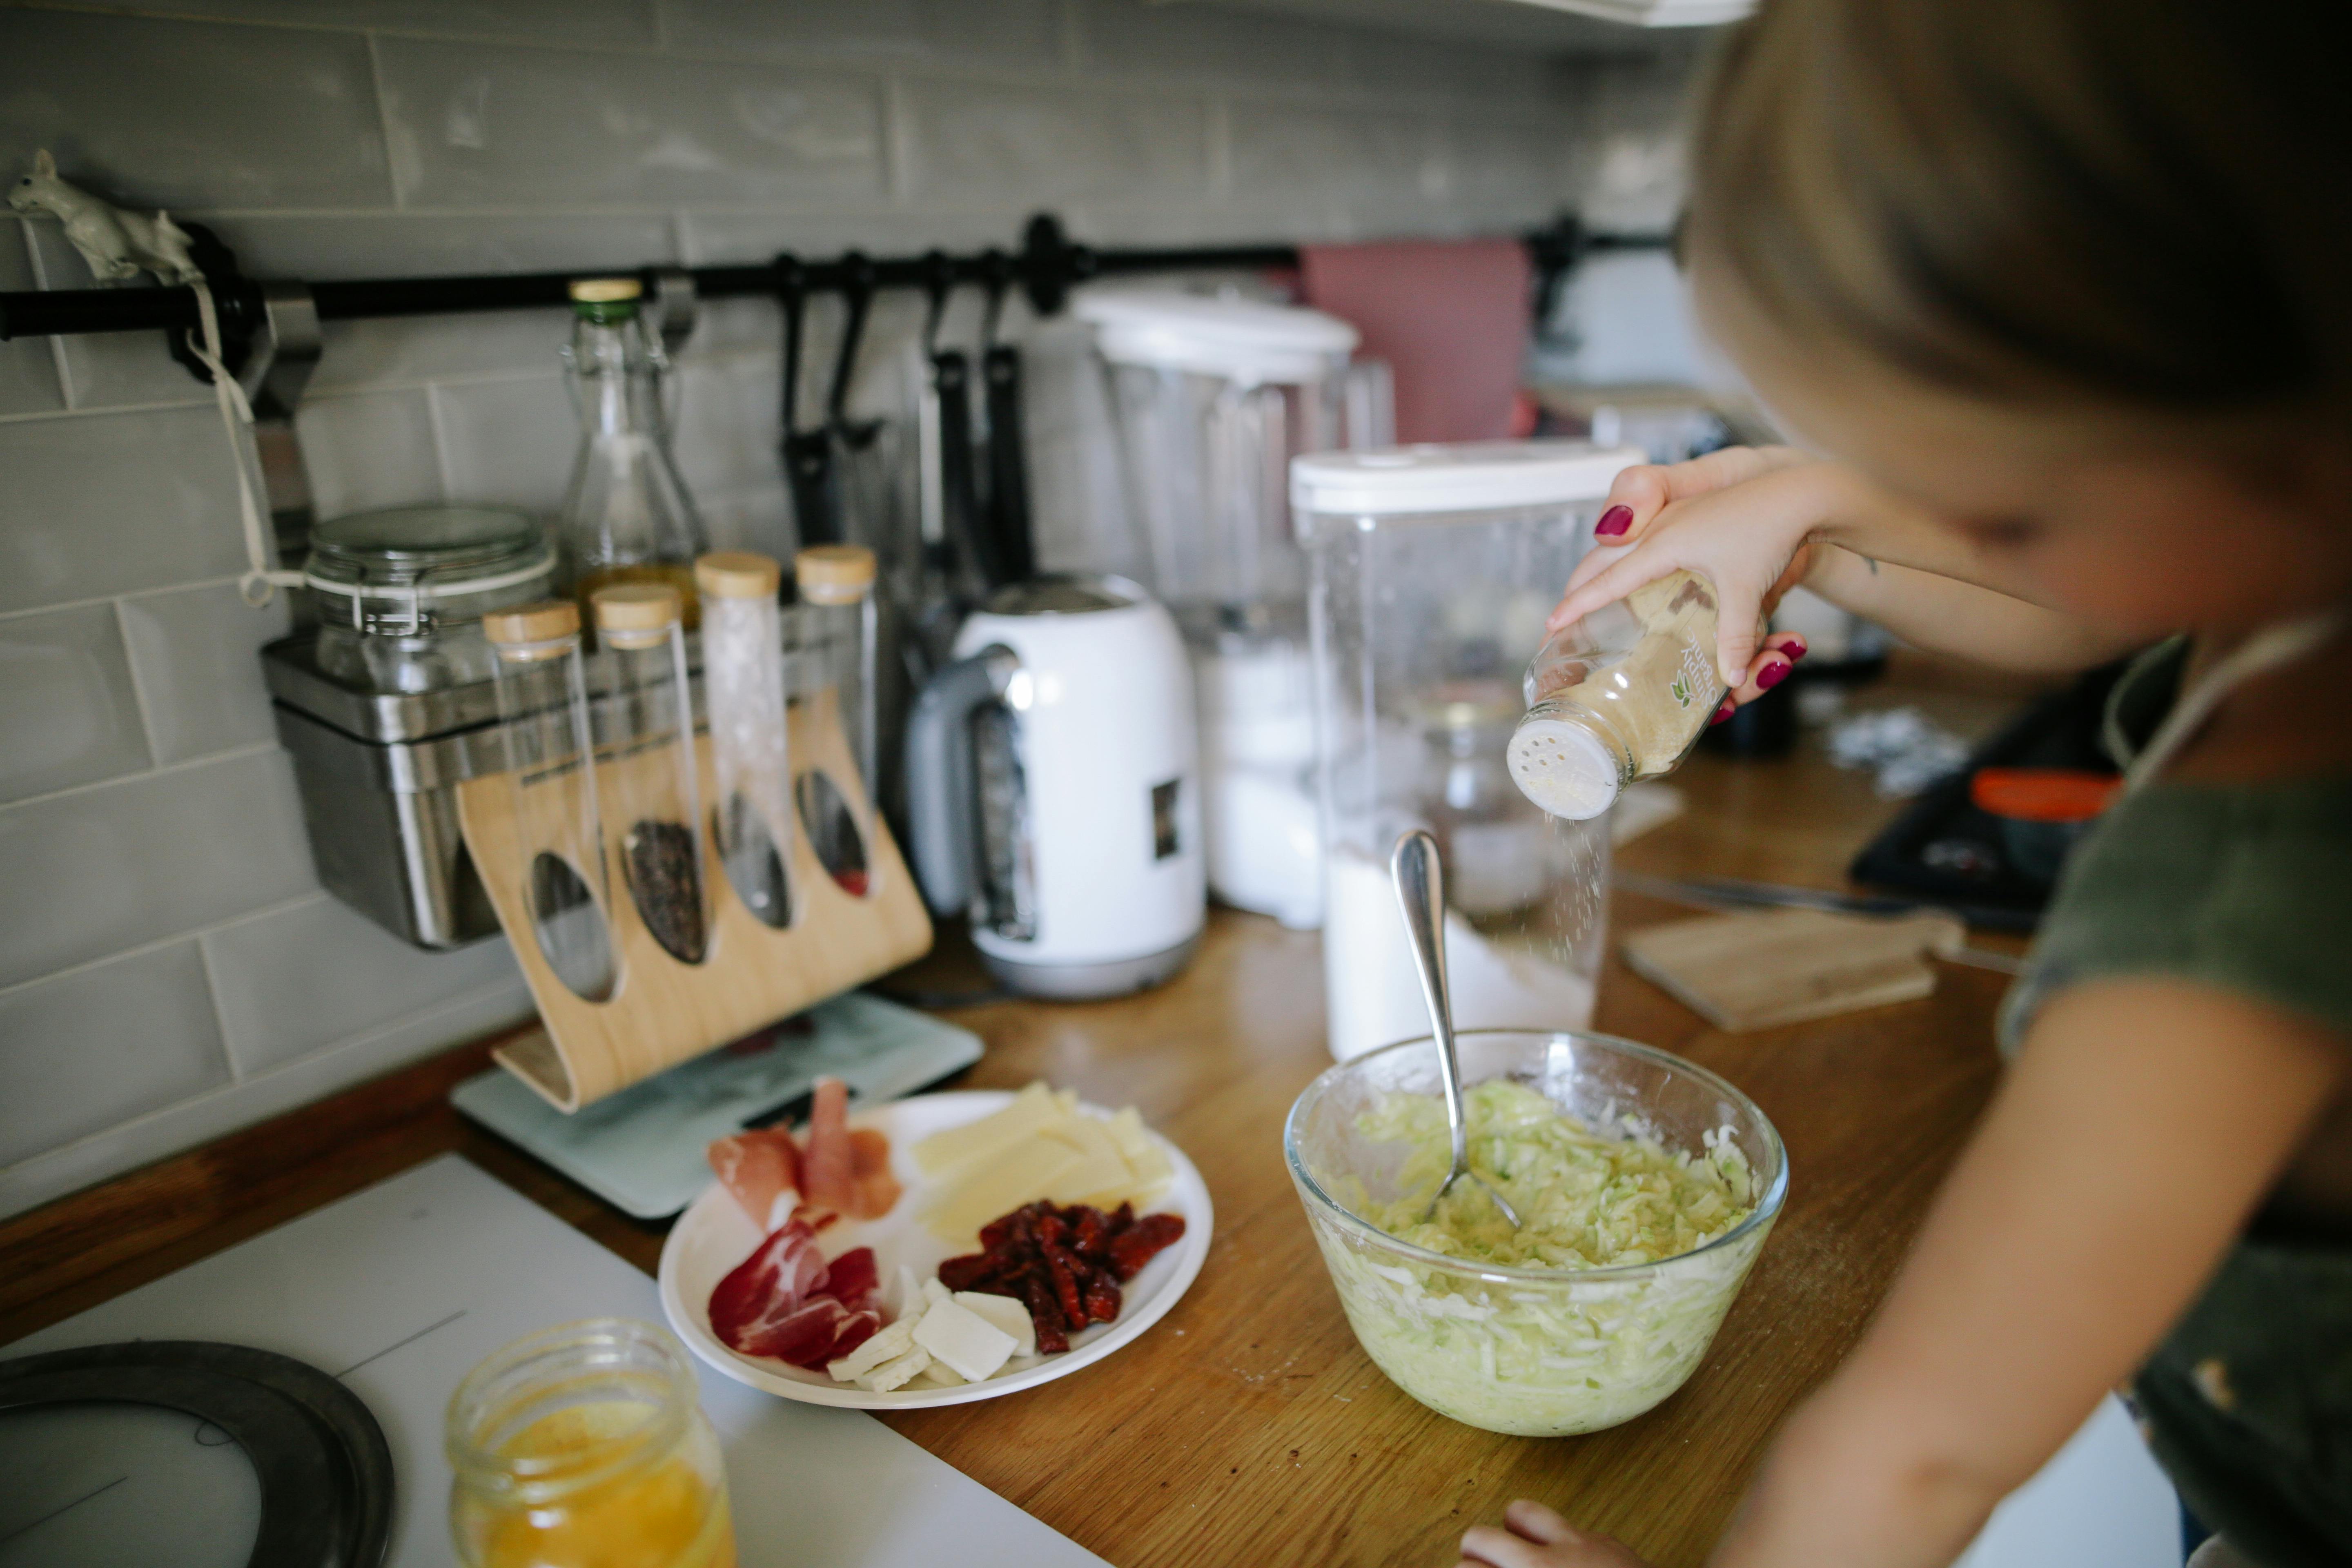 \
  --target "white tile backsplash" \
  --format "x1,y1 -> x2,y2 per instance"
0,604 -> 152,804
375,37 -> 887,209
203,894 -> 523,1077
116,583 -> 291,766
0,943 -> 230,1170
0,750 -> 315,991
0,0 -> 1690,1209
